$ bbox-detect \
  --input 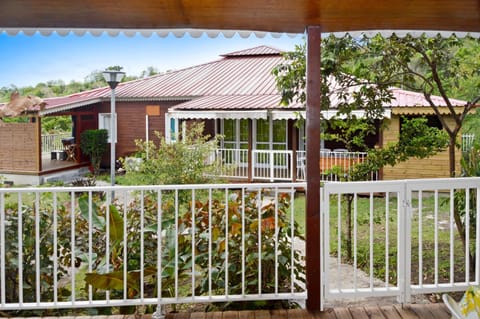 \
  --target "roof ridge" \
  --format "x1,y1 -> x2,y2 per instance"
220,45 -> 283,57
